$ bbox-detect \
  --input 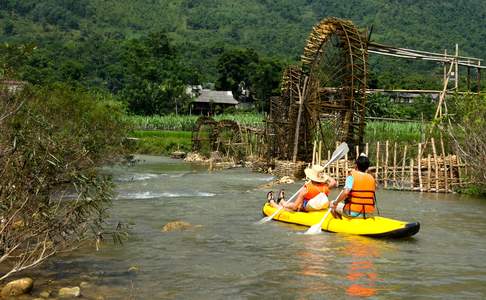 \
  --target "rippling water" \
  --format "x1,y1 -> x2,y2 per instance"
34,155 -> 486,299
